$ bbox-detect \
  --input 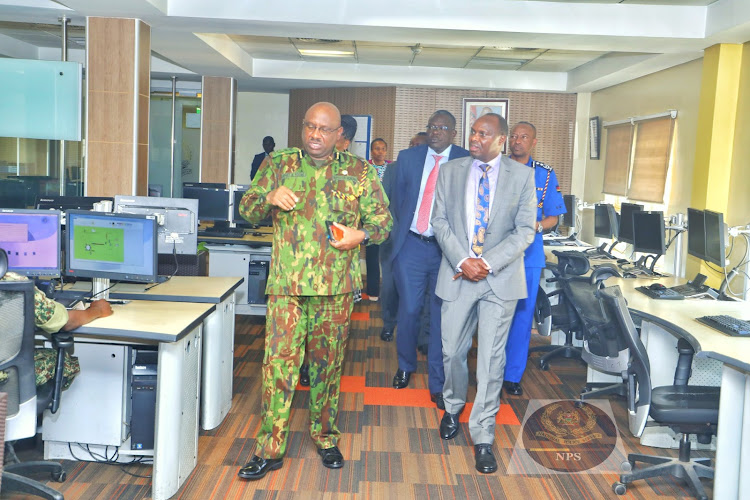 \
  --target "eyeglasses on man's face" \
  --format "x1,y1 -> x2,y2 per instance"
302,121 -> 341,137
426,124 -> 453,132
